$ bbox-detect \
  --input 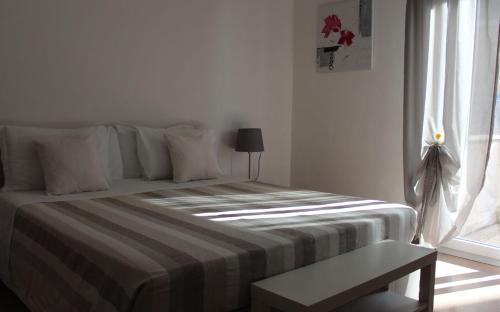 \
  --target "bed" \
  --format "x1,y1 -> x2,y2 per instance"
0,177 -> 416,312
